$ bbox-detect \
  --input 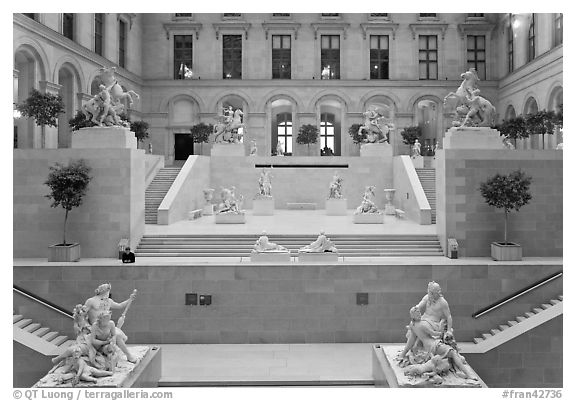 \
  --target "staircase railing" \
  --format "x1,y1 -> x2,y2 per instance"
472,271 -> 562,319
13,284 -> 73,318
